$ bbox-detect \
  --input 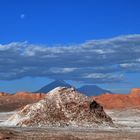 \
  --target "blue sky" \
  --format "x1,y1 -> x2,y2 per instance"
0,0 -> 140,93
